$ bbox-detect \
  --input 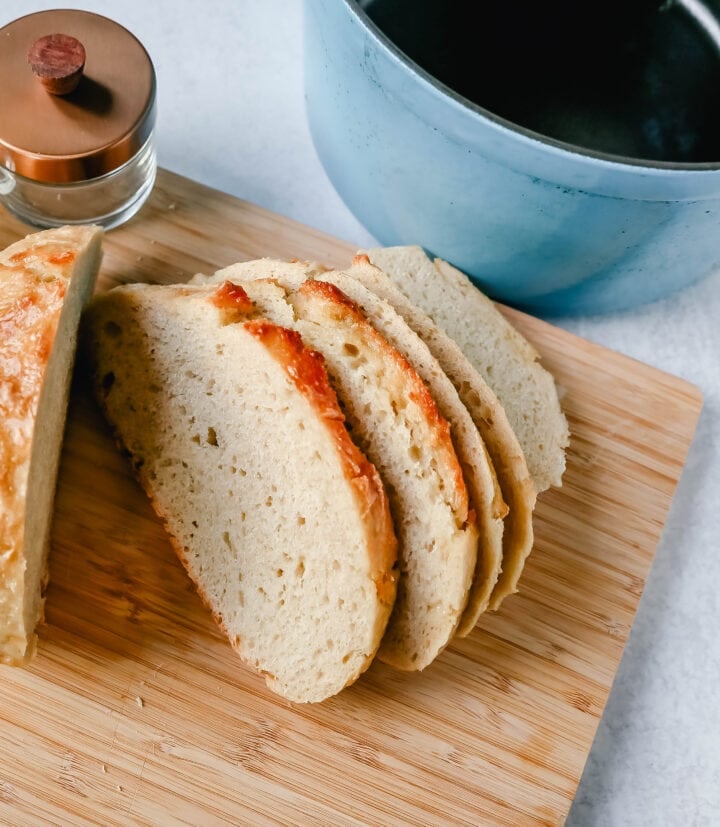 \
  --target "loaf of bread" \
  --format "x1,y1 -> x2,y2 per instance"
193,268 -> 480,670
364,246 -> 570,493
0,225 -> 103,665
85,280 -> 397,702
